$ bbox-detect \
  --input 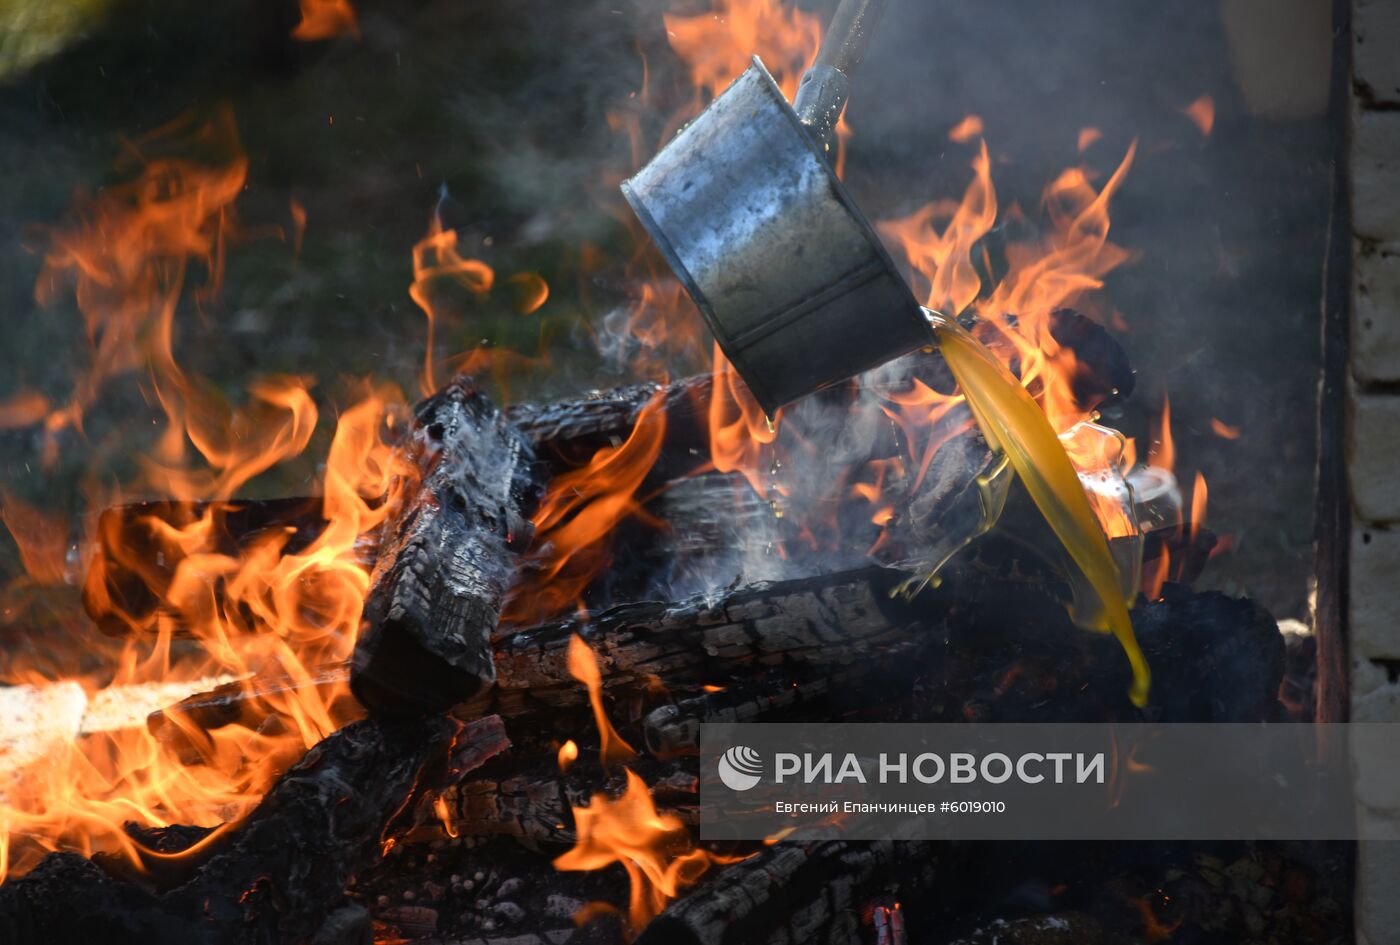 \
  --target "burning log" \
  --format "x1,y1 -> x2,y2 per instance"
352,376 -> 542,717
634,822 -> 956,945
507,375 -> 712,482
435,757 -> 698,846
0,714 -> 509,945
641,666 -> 887,760
136,561 -> 1286,775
